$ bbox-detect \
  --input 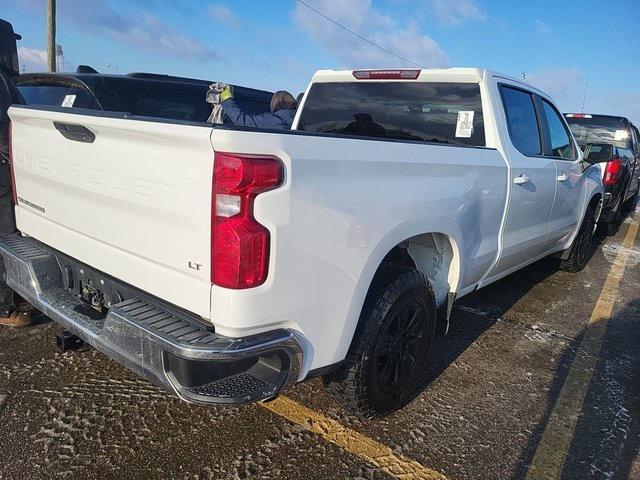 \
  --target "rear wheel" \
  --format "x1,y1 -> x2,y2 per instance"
324,264 -> 436,419
559,203 -> 596,272
604,189 -> 626,236
624,188 -> 638,213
